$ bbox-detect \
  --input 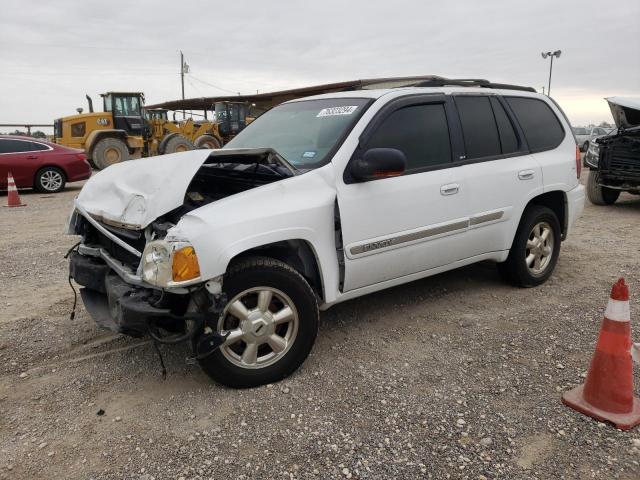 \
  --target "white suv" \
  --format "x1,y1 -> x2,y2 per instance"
68,79 -> 585,388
